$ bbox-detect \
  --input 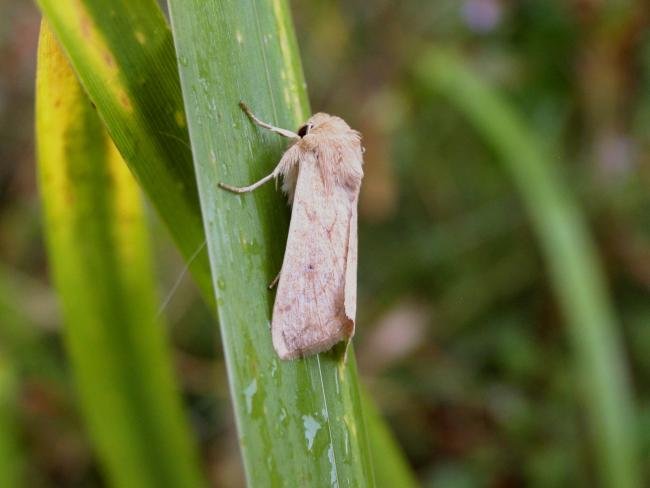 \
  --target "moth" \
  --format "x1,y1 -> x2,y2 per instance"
219,103 -> 364,360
